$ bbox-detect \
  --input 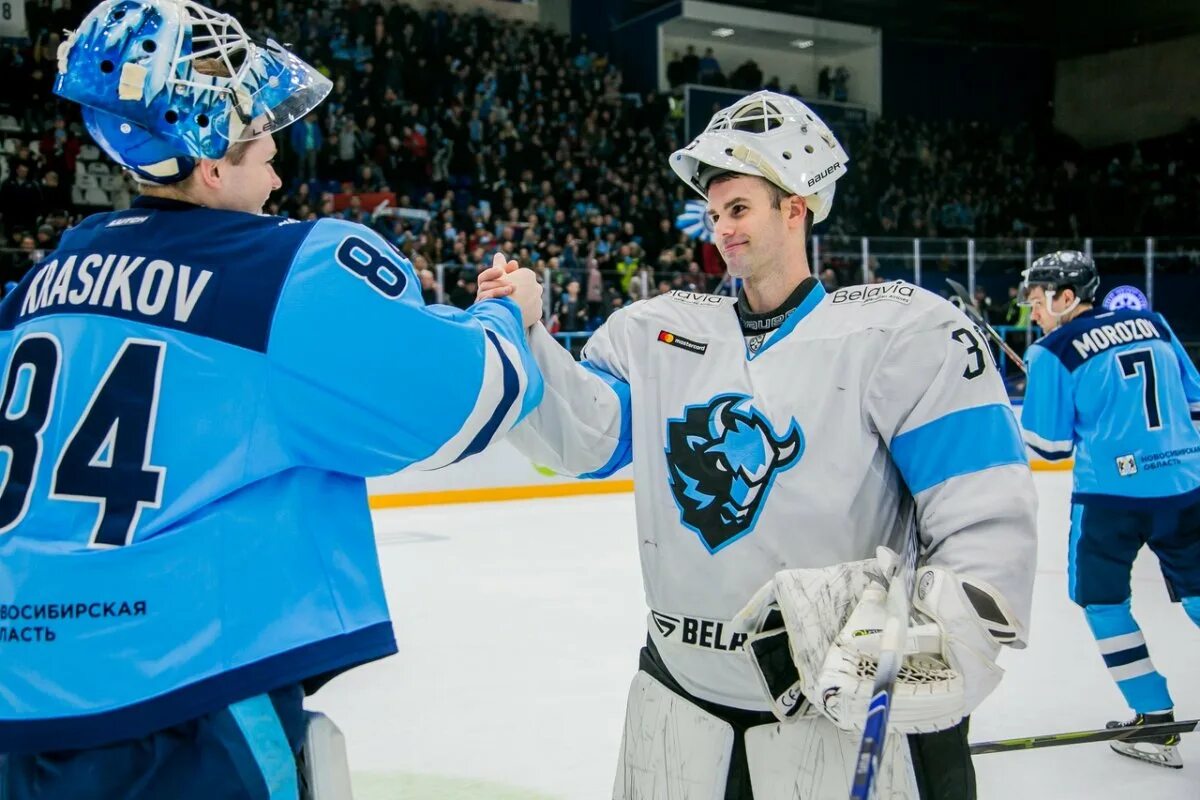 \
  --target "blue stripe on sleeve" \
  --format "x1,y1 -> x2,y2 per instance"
455,329 -> 519,462
890,403 -> 1027,494
578,360 -> 633,479
467,297 -> 543,420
